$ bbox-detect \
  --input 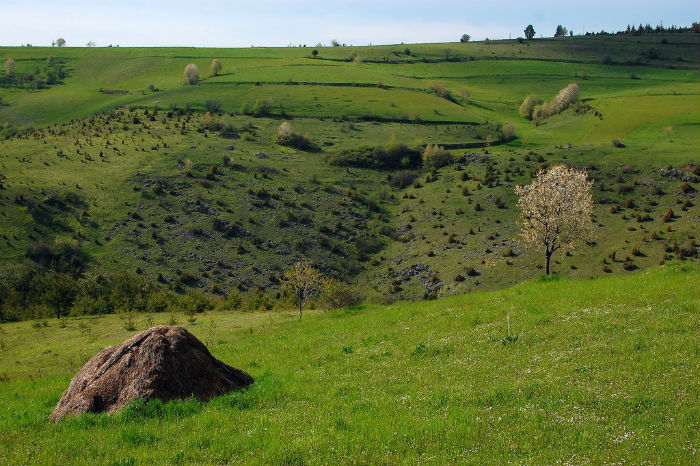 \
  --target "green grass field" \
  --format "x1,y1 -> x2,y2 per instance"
0,264 -> 698,465
1,32 -> 699,465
